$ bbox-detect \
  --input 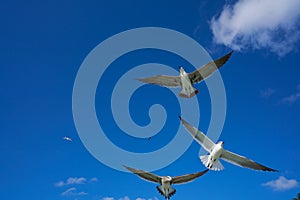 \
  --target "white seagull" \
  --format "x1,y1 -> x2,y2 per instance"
124,165 -> 209,199
179,116 -> 278,172
137,51 -> 233,98
63,136 -> 72,142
